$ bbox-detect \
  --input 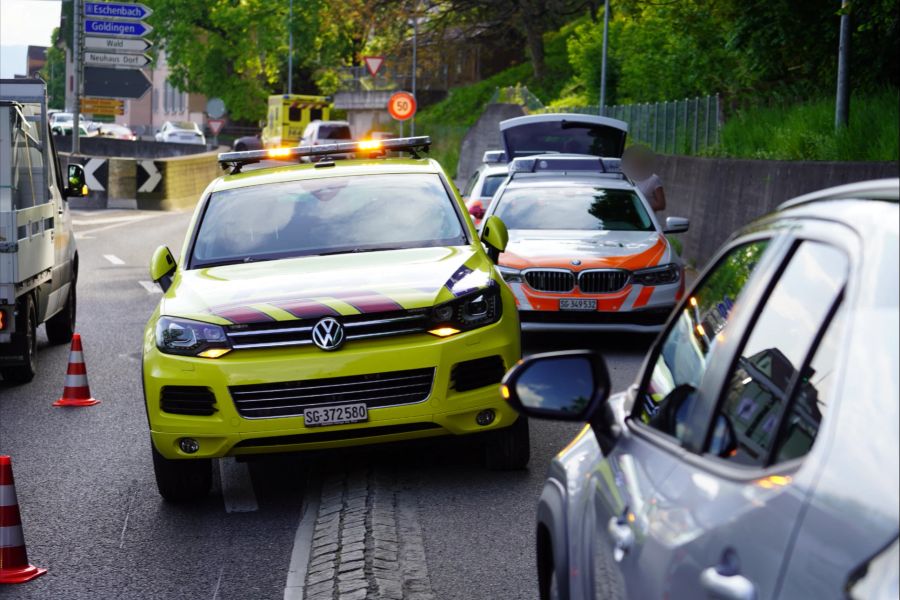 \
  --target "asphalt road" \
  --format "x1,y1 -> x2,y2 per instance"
0,208 -> 652,600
